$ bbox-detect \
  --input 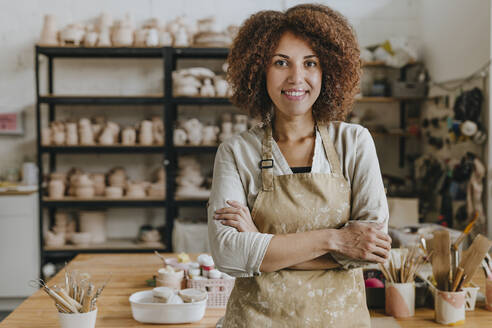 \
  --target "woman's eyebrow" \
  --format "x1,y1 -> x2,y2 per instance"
272,54 -> 317,59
